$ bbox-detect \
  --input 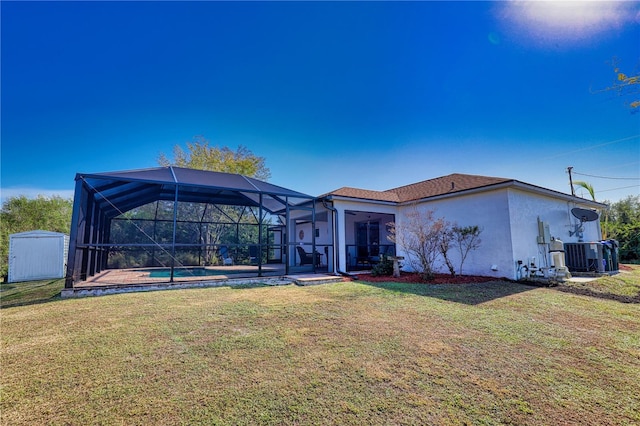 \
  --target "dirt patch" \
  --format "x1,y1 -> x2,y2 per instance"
554,284 -> 640,304
354,272 -> 500,284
